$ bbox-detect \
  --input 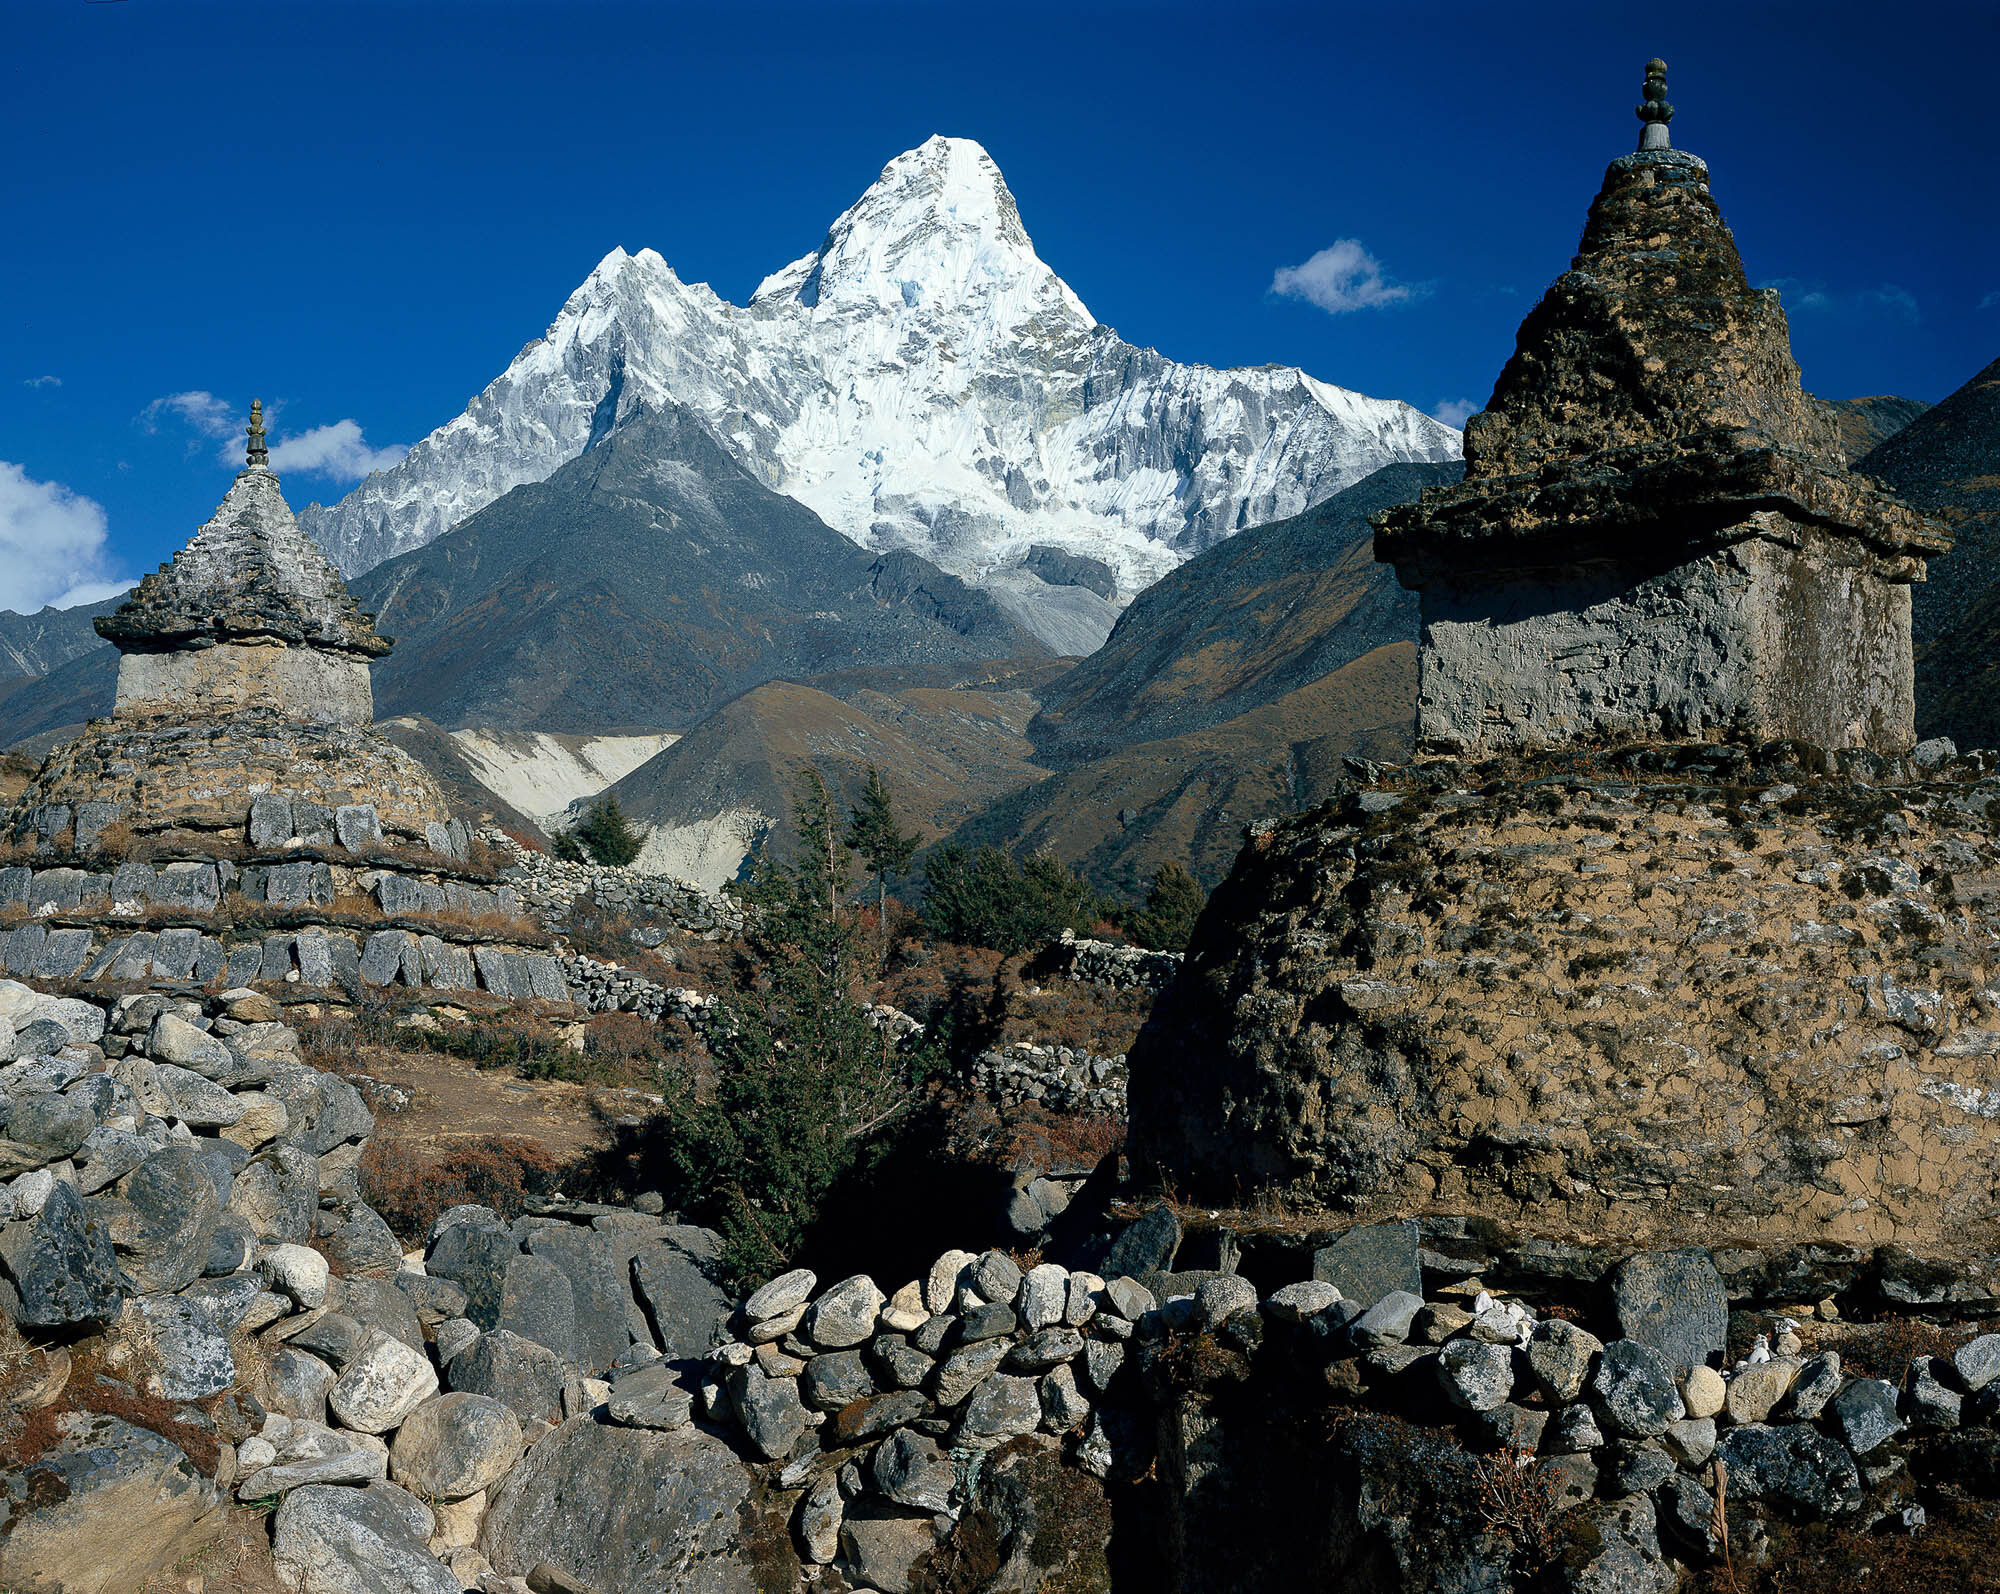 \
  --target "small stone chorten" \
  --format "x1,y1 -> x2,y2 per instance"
1374,61 -> 1949,757
95,400 -> 391,726
13,404 -> 453,851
